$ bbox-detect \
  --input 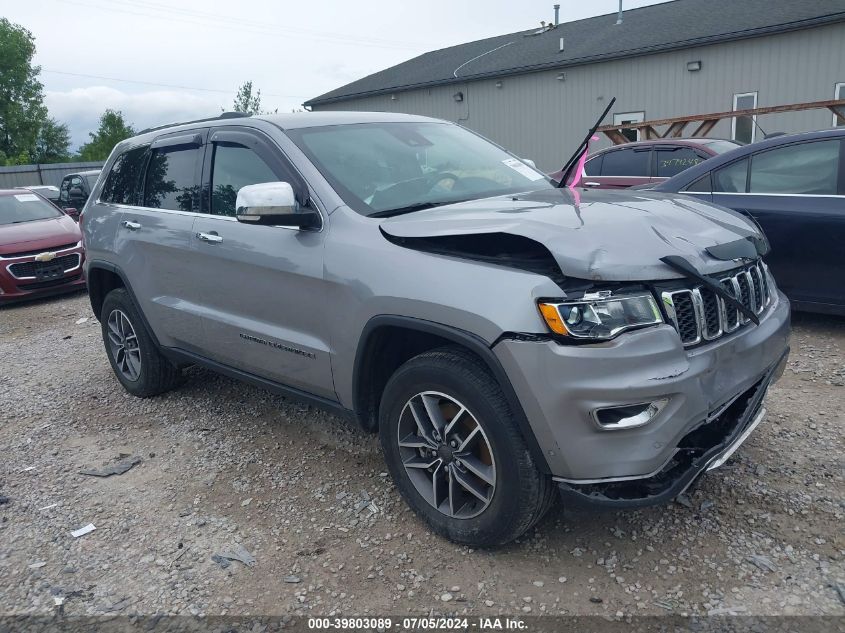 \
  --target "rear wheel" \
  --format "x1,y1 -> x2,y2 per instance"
100,288 -> 181,397
379,346 -> 555,546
